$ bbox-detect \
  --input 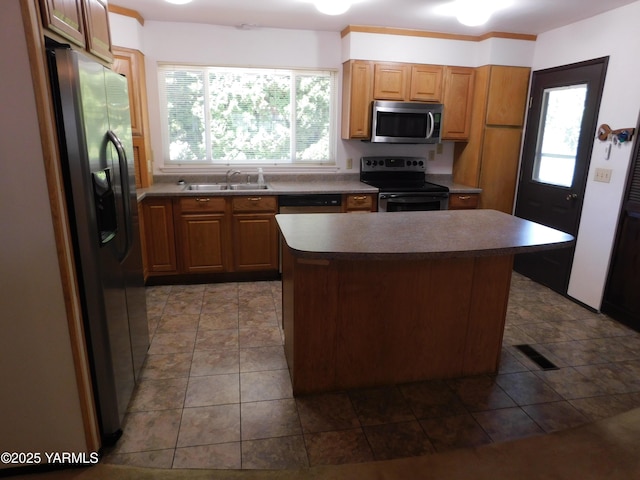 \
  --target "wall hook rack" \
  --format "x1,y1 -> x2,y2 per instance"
597,124 -> 635,143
